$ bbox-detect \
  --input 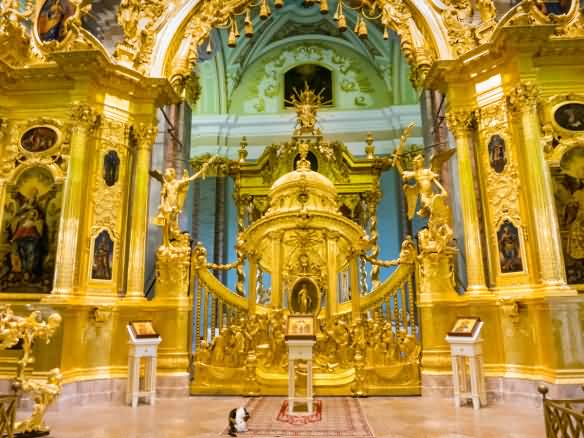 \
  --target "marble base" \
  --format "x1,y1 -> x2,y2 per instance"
422,373 -> 583,406
0,374 -> 190,410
